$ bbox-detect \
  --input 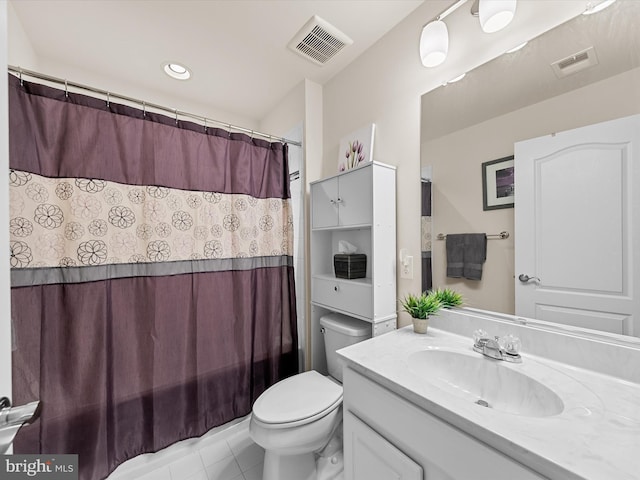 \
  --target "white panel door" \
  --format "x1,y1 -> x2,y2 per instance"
515,114 -> 640,336
344,411 -> 423,480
